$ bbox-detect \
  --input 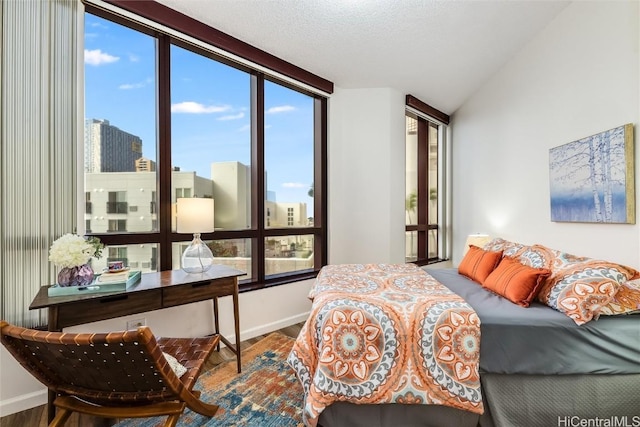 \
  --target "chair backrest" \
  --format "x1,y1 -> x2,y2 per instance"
0,321 -> 183,403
